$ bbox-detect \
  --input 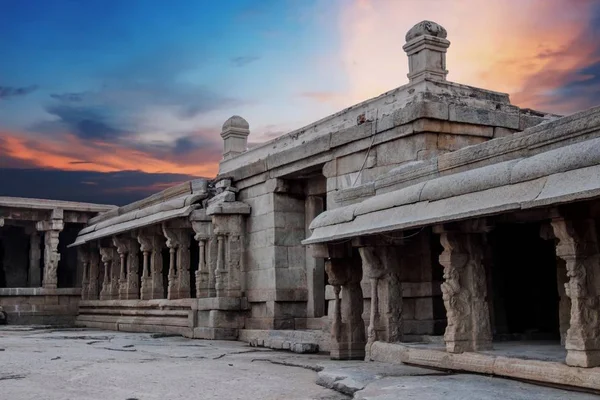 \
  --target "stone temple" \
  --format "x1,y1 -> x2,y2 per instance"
2,21 -> 600,391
